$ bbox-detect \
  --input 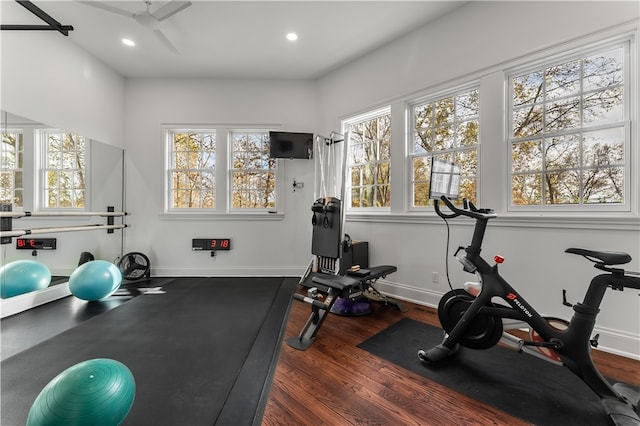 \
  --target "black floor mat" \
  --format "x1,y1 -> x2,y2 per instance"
1,277 -> 296,426
358,317 -> 632,426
